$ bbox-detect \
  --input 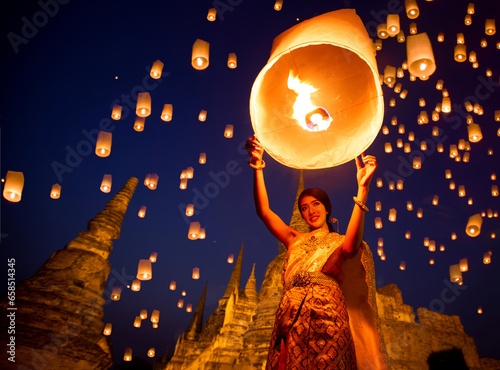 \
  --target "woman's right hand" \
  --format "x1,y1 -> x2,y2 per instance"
245,135 -> 264,162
